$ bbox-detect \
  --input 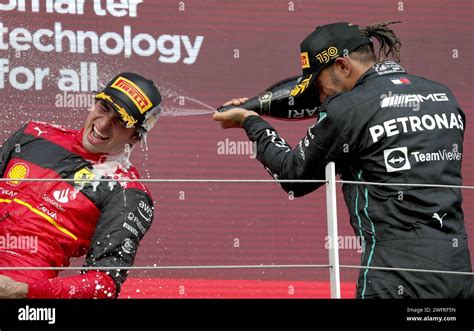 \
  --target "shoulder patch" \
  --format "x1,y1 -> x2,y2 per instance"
373,61 -> 405,76
26,121 -> 76,139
